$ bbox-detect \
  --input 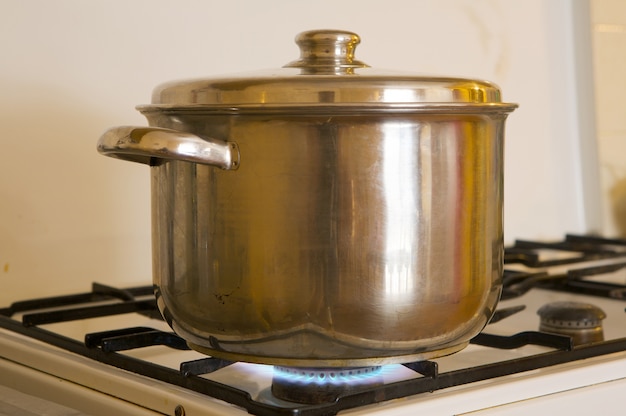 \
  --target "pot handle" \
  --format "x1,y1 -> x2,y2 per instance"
97,126 -> 240,169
